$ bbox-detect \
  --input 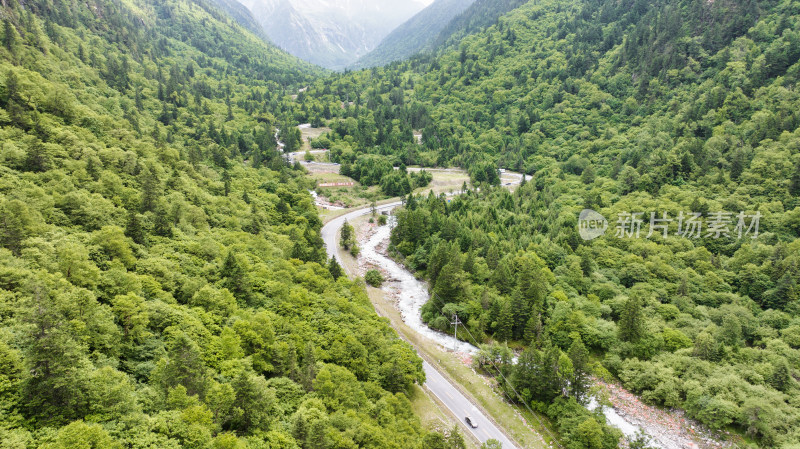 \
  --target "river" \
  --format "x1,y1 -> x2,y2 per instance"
357,212 -> 725,449
361,223 -> 478,355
